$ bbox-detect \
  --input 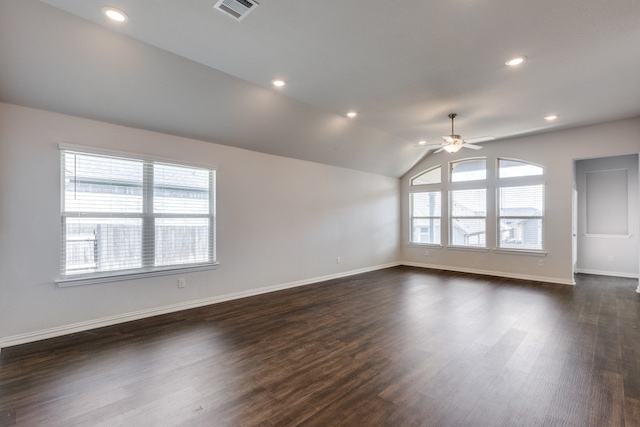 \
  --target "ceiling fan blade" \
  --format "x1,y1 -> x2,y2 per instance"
465,135 -> 495,144
434,147 -> 446,153
413,143 -> 443,148
462,143 -> 483,150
